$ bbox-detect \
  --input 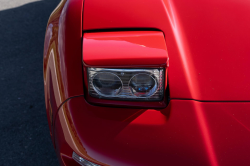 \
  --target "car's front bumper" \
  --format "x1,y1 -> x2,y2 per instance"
54,96 -> 250,166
